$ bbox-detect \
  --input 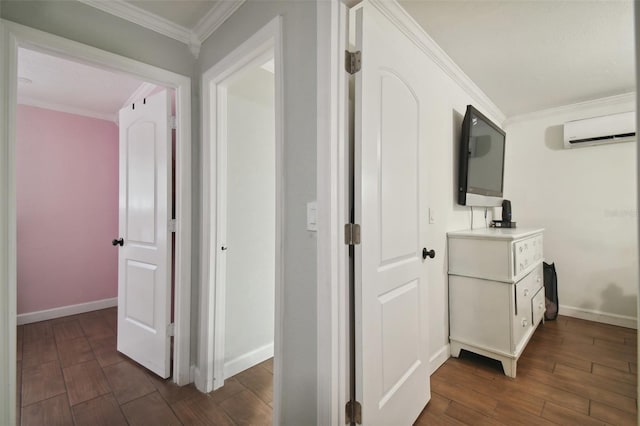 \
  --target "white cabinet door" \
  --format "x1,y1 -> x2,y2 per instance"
117,90 -> 172,378
353,2 -> 431,424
